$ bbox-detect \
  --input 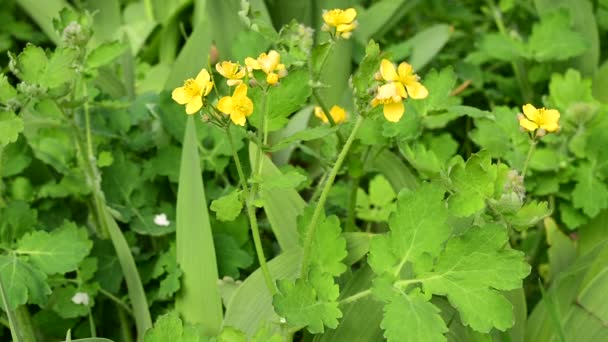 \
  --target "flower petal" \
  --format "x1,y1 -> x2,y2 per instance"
405,82 -> 428,99
341,8 -> 357,22
519,117 -> 539,131
397,62 -> 413,79
233,83 -> 248,98
185,96 -> 203,114
395,82 -> 408,99
227,79 -> 242,86
172,87 -> 190,104
543,109 -> 560,124
329,105 -> 347,123
195,69 -> 211,84
314,106 -> 328,123
231,112 -> 247,126
541,122 -> 559,132
522,104 -> 538,122
217,96 -> 234,114
380,59 -> 398,81
203,80 -> 214,96
245,57 -> 260,70
241,96 -> 254,116
383,101 -> 404,122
